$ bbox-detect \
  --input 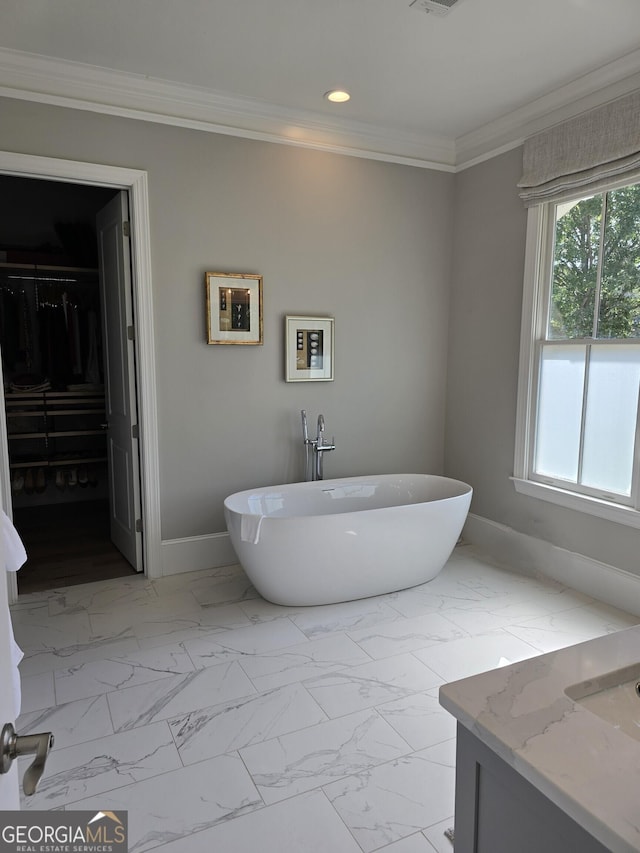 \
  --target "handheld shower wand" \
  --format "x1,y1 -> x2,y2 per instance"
301,410 -> 313,482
